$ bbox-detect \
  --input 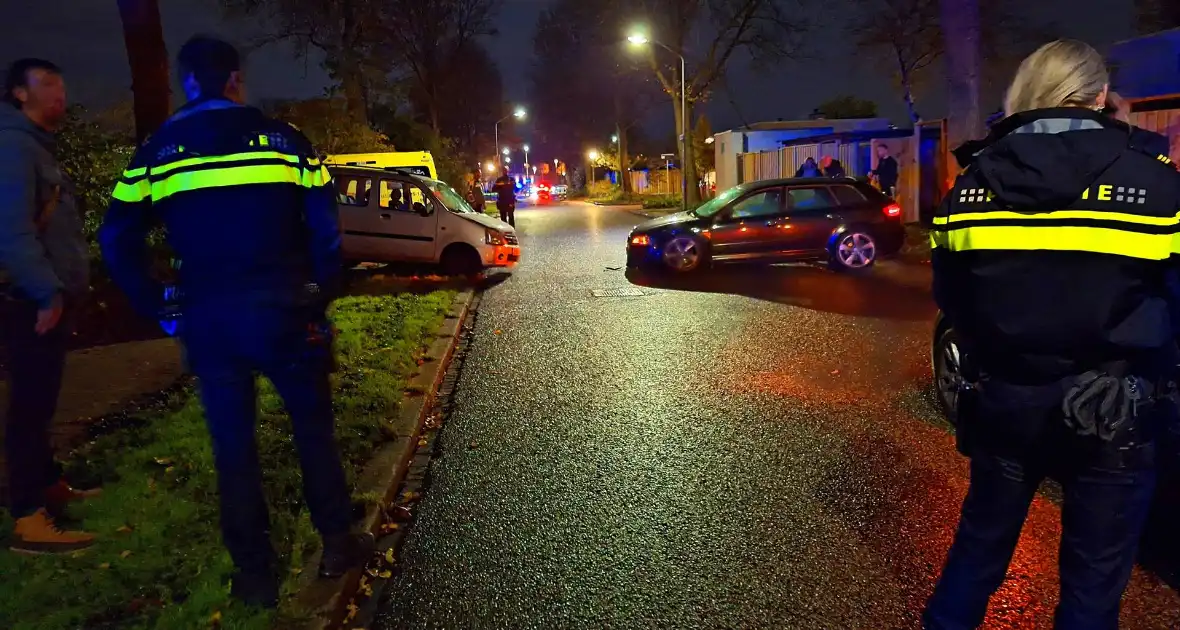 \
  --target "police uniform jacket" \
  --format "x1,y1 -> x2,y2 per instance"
932,107 -> 1180,387
98,98 -> 339,320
